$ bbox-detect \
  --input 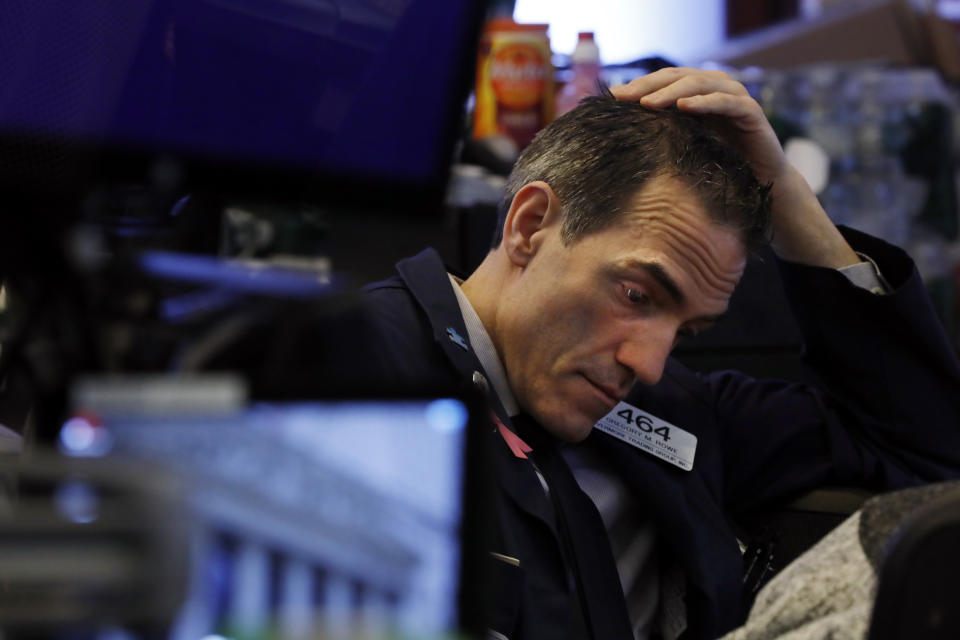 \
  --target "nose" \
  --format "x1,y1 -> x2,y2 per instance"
615,325 -> 675,387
